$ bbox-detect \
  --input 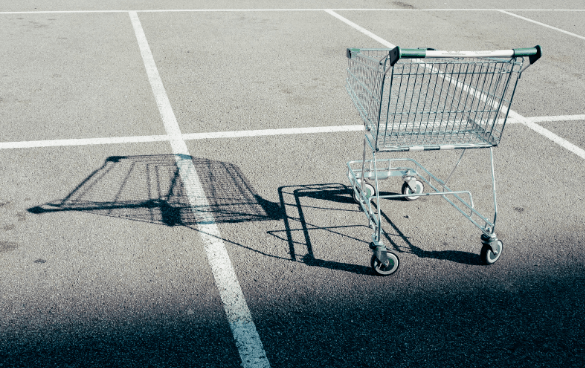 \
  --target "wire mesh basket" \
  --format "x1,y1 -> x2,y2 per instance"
346,48 -> 535,152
